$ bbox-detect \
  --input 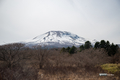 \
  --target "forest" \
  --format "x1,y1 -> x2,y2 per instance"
0,40 -> 120,80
